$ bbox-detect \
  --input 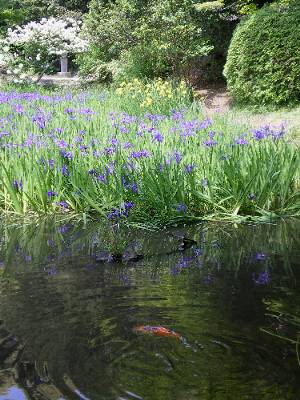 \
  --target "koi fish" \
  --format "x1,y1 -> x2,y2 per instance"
133,325 -> 182,340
